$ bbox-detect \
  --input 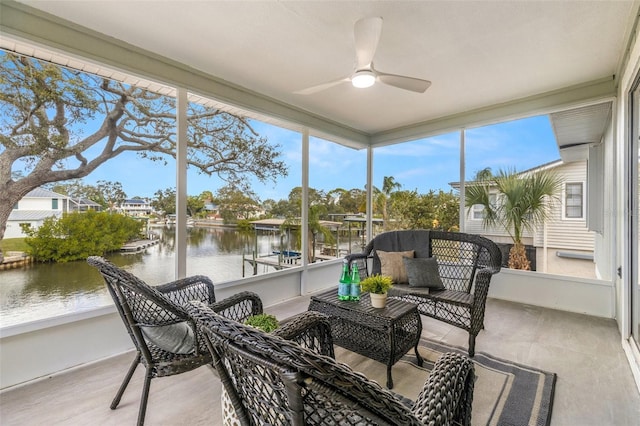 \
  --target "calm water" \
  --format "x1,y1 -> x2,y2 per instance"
0,226 -> 293,327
